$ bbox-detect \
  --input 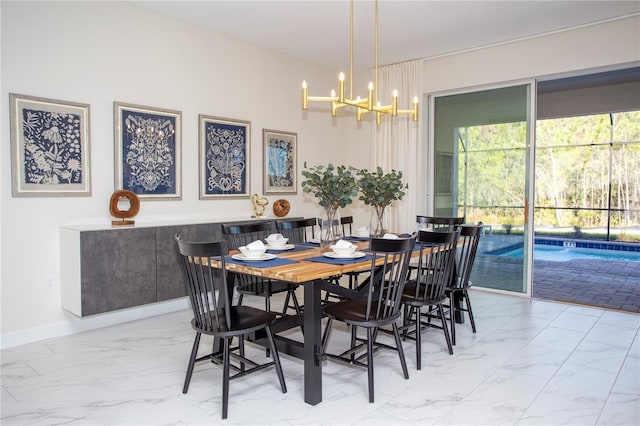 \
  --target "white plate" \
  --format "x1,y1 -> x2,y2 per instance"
323,251 -> 367,259
232,253 -> 277,261
308,238 -> 321,244
266,244 -> 295,251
